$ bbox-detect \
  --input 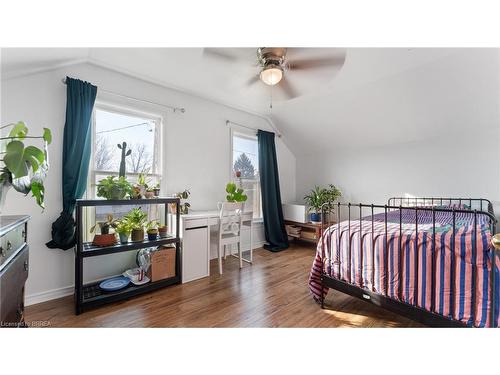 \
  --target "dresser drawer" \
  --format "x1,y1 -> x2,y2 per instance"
0,223 -> 27,271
